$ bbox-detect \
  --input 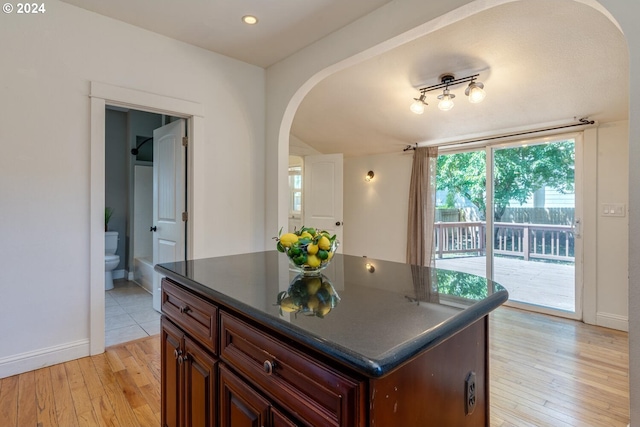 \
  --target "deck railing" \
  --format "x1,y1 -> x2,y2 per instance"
434,221 -> 575,262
